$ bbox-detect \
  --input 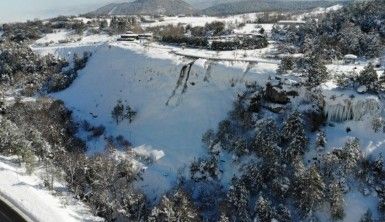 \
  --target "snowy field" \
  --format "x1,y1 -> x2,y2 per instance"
142,13 -> 262,28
